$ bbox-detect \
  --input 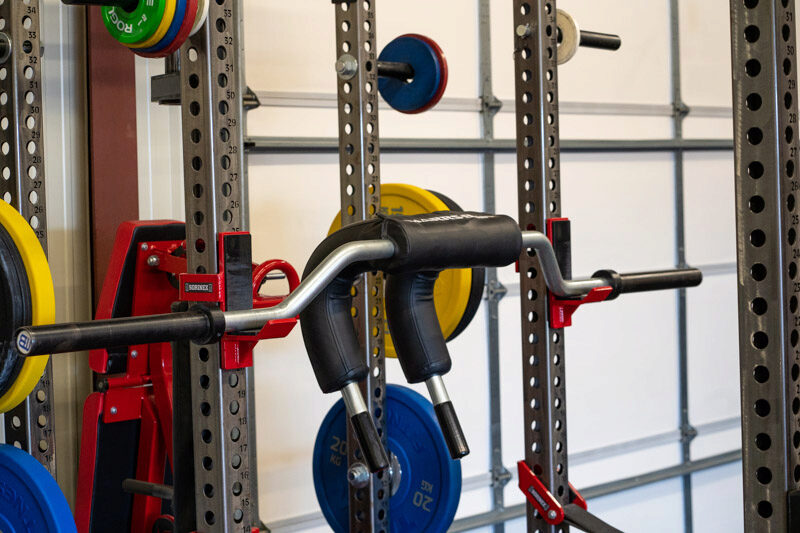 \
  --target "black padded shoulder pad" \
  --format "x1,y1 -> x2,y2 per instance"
381,212 -> 522,272
300,219 -> 384,393
299,212 -> 521,394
